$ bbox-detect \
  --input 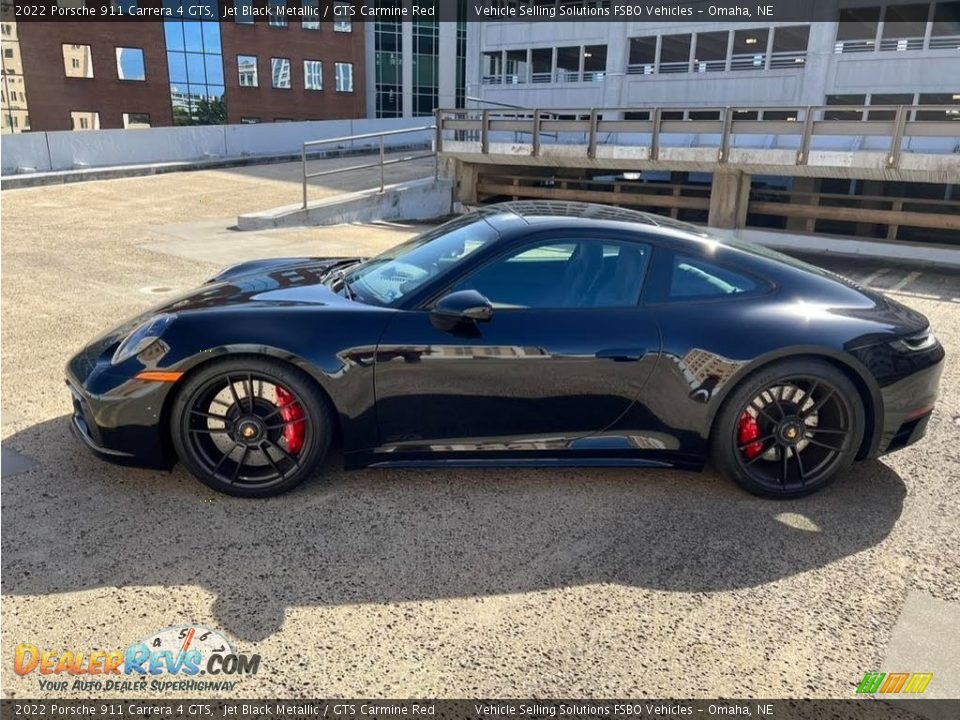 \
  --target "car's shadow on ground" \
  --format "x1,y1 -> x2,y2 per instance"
3,415 -> 907,642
